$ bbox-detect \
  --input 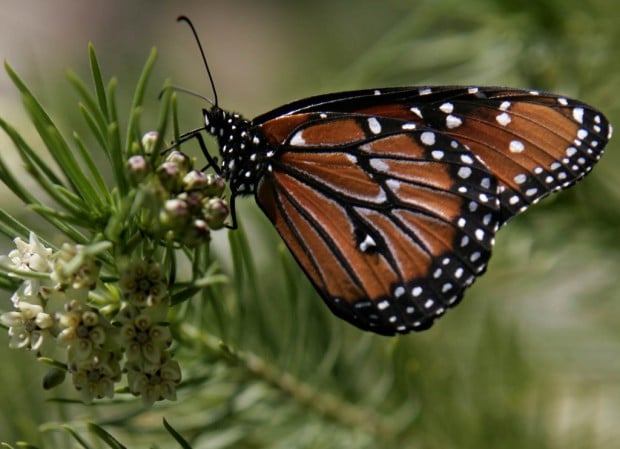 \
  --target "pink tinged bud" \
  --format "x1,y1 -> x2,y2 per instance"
164,199 -> 188,217
160,199 -> 190,229
128,155 -> 150,183
183,170 -> 210,191
157,161 -> 183,192
165,150 -> 191,168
